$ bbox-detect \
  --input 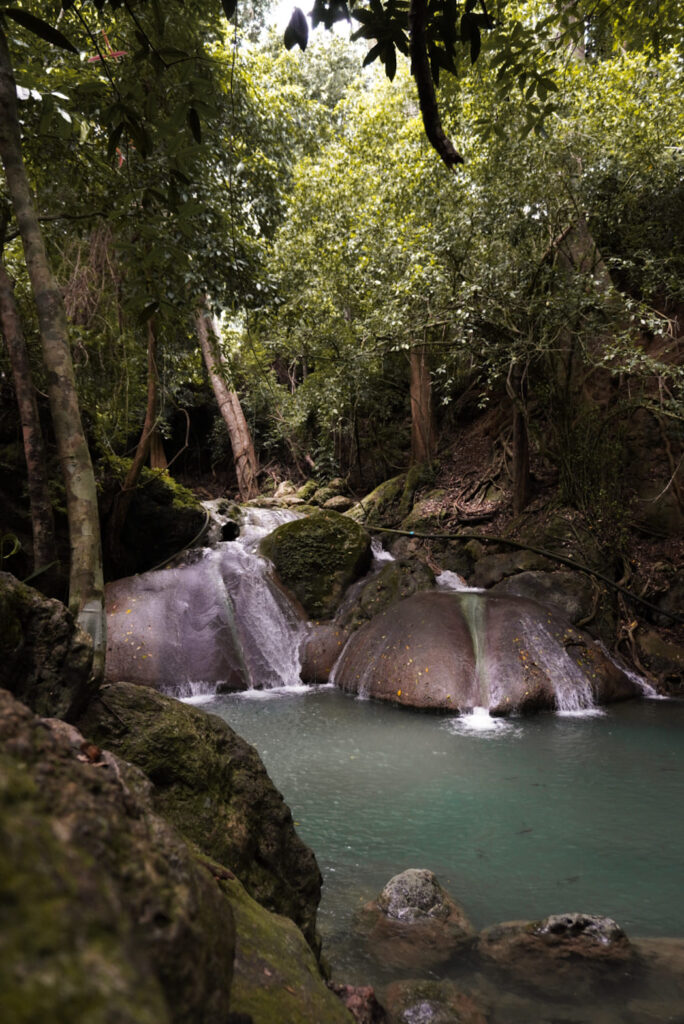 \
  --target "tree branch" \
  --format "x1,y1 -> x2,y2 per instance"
408,0 -> 463,169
